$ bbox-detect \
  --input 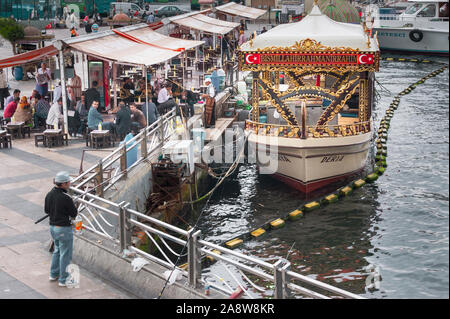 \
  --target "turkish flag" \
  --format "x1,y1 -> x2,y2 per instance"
357,54 -> 374,64
245,54 -> 261,64
134,10 -> 139,17
44,23 -> 52,29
